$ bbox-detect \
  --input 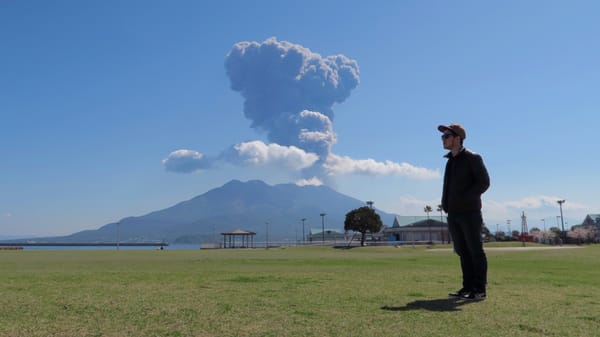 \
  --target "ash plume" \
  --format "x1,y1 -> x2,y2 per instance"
225,37 -> 359,160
